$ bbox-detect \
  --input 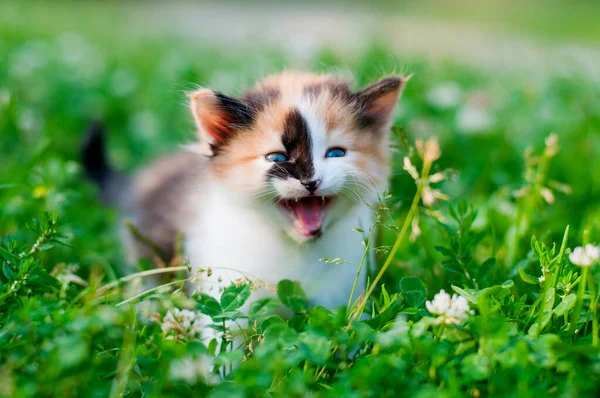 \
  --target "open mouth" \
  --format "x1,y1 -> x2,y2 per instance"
277,196 -> 334,238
